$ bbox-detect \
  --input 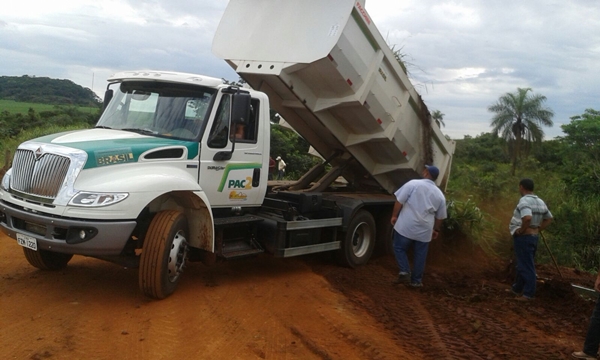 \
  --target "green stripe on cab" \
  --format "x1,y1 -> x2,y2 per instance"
33,132 -> 199,169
